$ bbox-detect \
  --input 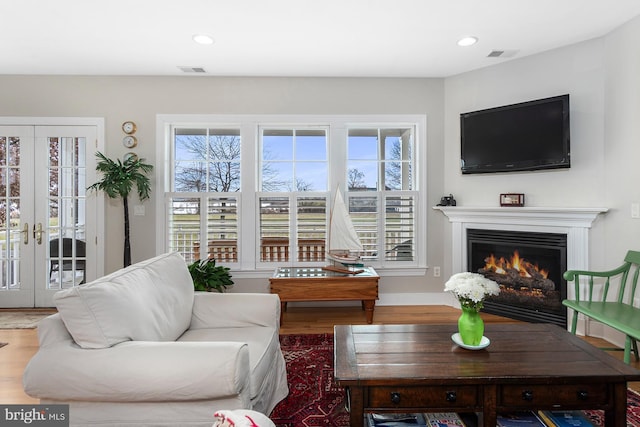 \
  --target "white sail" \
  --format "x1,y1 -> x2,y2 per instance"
328,189 -> 363,253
